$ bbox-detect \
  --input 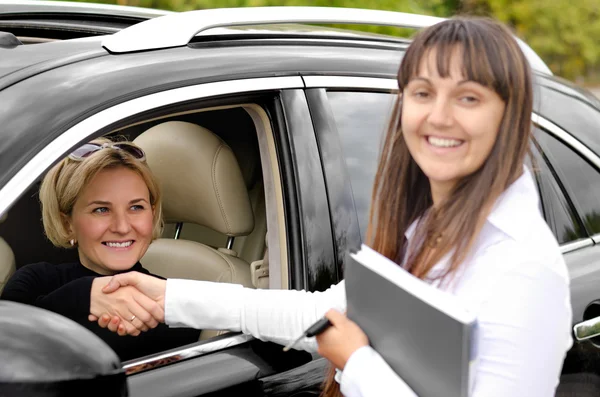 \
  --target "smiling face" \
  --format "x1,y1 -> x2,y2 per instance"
401,48 -> 506,205
66,166 -> 155,275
